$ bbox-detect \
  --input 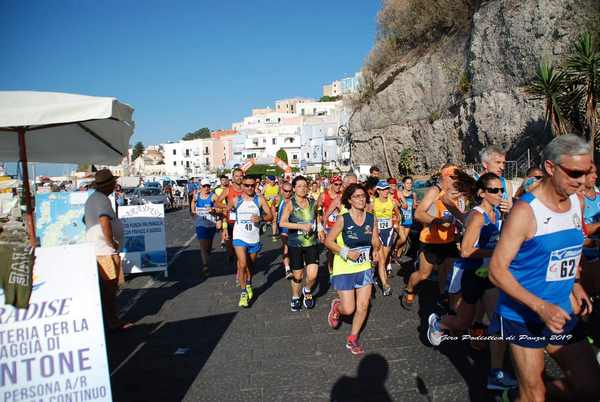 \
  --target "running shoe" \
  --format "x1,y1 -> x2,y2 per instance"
427,313 -> 444,346
328,299 -> 341,329
245,284 -> 254,301
382,286 -> 392,297
290,297 -> 301,312
487,369 -> 518,391
302,288 -> 315,309
285,267 -> 293,280
386,263 -> 392,277
400,289 -> 415,308
345,338 -> 365,355
201,265 -> 209,276
238,292 -> 249,308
